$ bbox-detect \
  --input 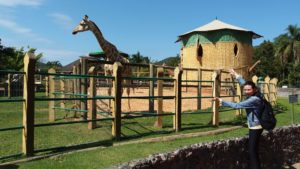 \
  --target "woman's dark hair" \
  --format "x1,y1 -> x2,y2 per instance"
244,81 -> 257,90
244,81 -> 261,96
